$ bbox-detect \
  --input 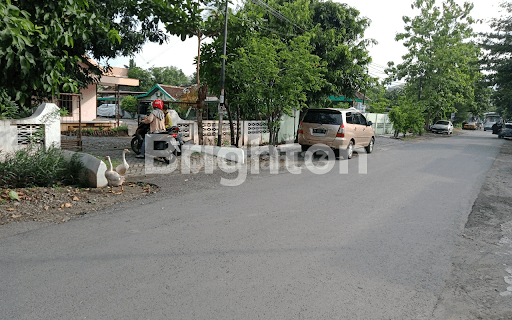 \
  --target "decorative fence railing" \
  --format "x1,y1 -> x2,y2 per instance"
173,109 -> 299,146
175,120 -> 266,146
